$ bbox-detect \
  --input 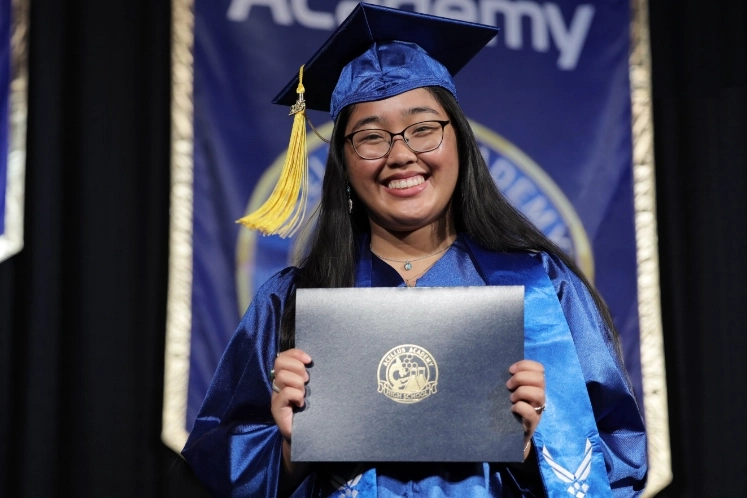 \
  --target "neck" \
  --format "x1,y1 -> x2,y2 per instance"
368,217 -> 457,259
